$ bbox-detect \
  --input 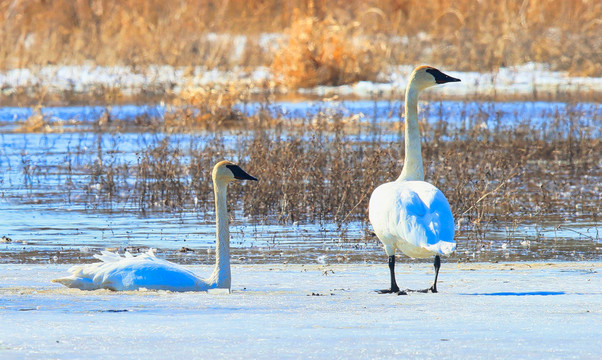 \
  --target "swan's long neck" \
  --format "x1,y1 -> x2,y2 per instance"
398,82 -> 425,181
208,181 -> 231,290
